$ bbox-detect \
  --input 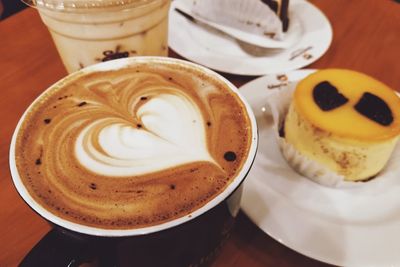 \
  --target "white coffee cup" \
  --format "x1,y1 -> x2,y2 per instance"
10,57 -> 258,266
